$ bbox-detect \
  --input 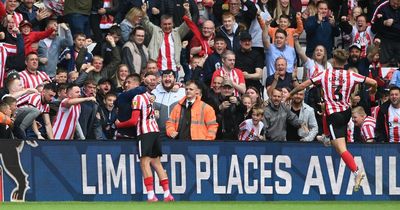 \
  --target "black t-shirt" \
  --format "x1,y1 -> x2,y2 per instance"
265,73 -> 294,90
235,49 -> 264,90
286,107 -> 301,141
